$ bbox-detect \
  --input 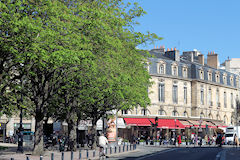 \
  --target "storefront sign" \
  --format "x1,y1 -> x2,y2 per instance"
14,123 -> 31,129
53,122 -> 62,132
